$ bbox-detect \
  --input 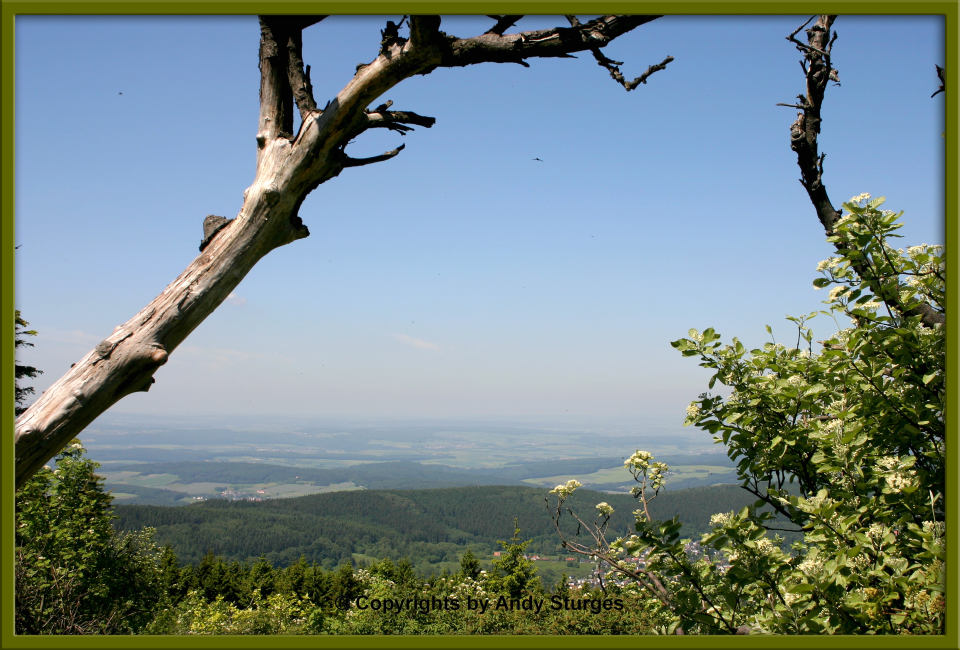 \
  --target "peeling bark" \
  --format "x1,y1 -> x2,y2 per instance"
15,15 -> 668,488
